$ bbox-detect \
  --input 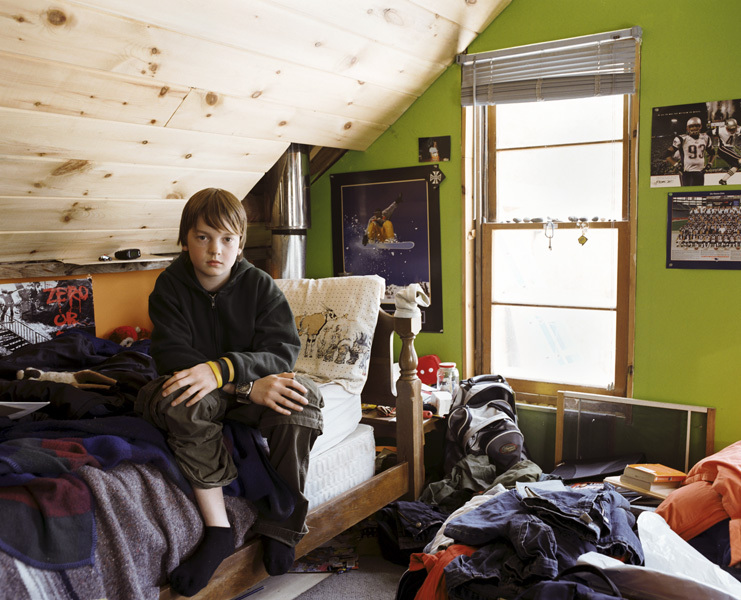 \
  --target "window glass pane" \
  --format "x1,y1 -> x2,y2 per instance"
496,143 -> 622,222
496,96 -> 623,149
492,228 -> 617,308
492,305 -> 616,388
